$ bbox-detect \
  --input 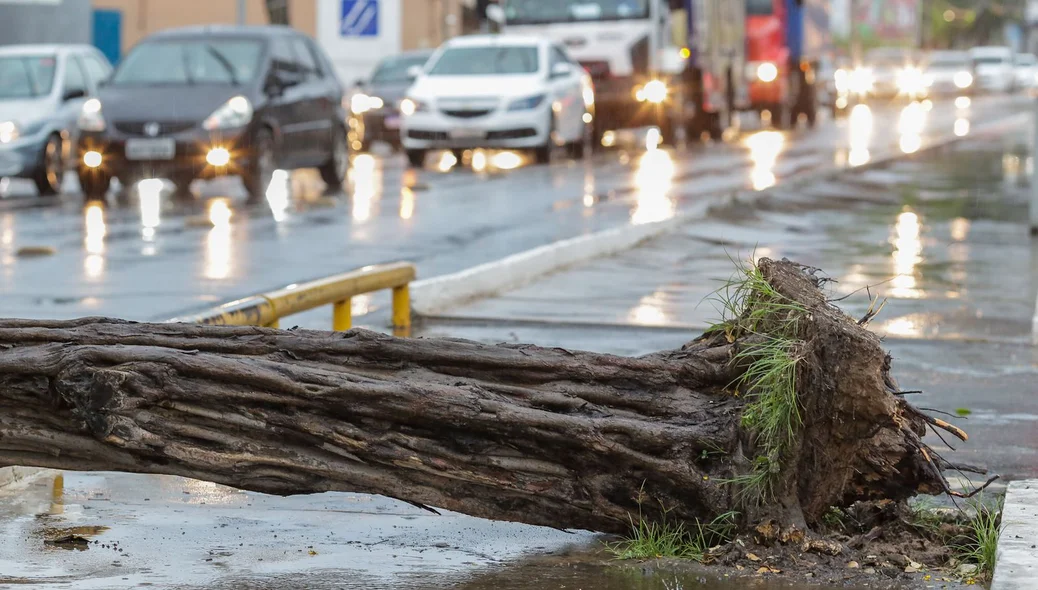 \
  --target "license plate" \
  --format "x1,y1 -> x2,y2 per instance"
125,138 -> 175,161
384,116 -> 400,130
450,128 -> 484,139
